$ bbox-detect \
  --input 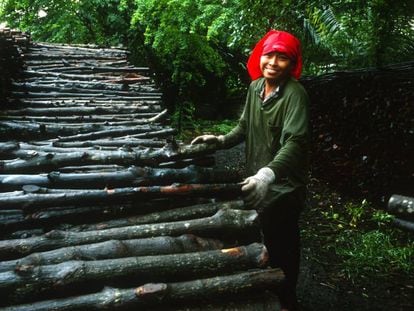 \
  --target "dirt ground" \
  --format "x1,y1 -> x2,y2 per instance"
214,144 -> 414,311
